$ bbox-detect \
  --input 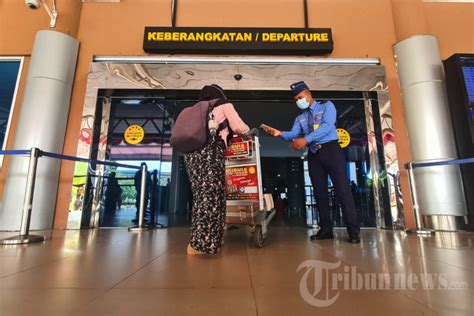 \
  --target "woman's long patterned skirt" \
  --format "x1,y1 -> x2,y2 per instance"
184,136 -> 226,254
